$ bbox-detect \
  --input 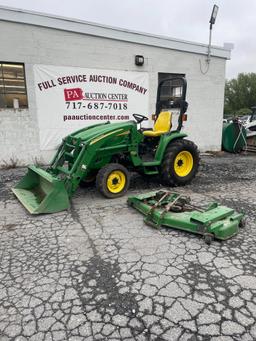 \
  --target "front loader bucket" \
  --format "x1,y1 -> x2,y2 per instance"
12,165 -> 70,214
